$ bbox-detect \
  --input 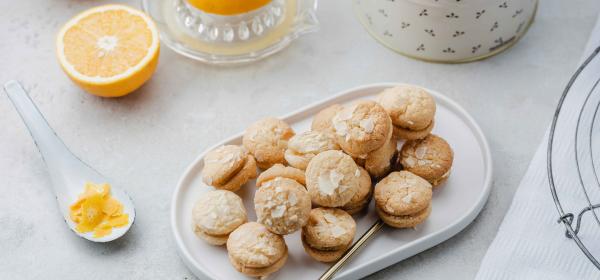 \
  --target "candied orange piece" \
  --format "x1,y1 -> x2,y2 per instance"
94,223 -> 113,238
70,182 -> 128,237
107,214 -> 129,227
102,197 -> 121,215
79,194 -> 105,228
